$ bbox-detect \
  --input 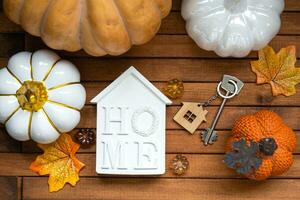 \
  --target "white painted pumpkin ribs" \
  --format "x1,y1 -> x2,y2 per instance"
181,0 -> 285,57
0,50 -> 86,144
